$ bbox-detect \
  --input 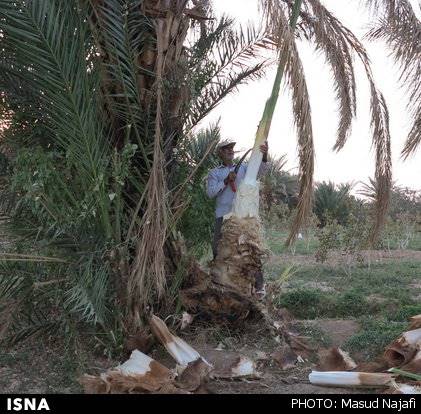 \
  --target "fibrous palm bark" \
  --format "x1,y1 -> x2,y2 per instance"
181,1 -> 306,320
